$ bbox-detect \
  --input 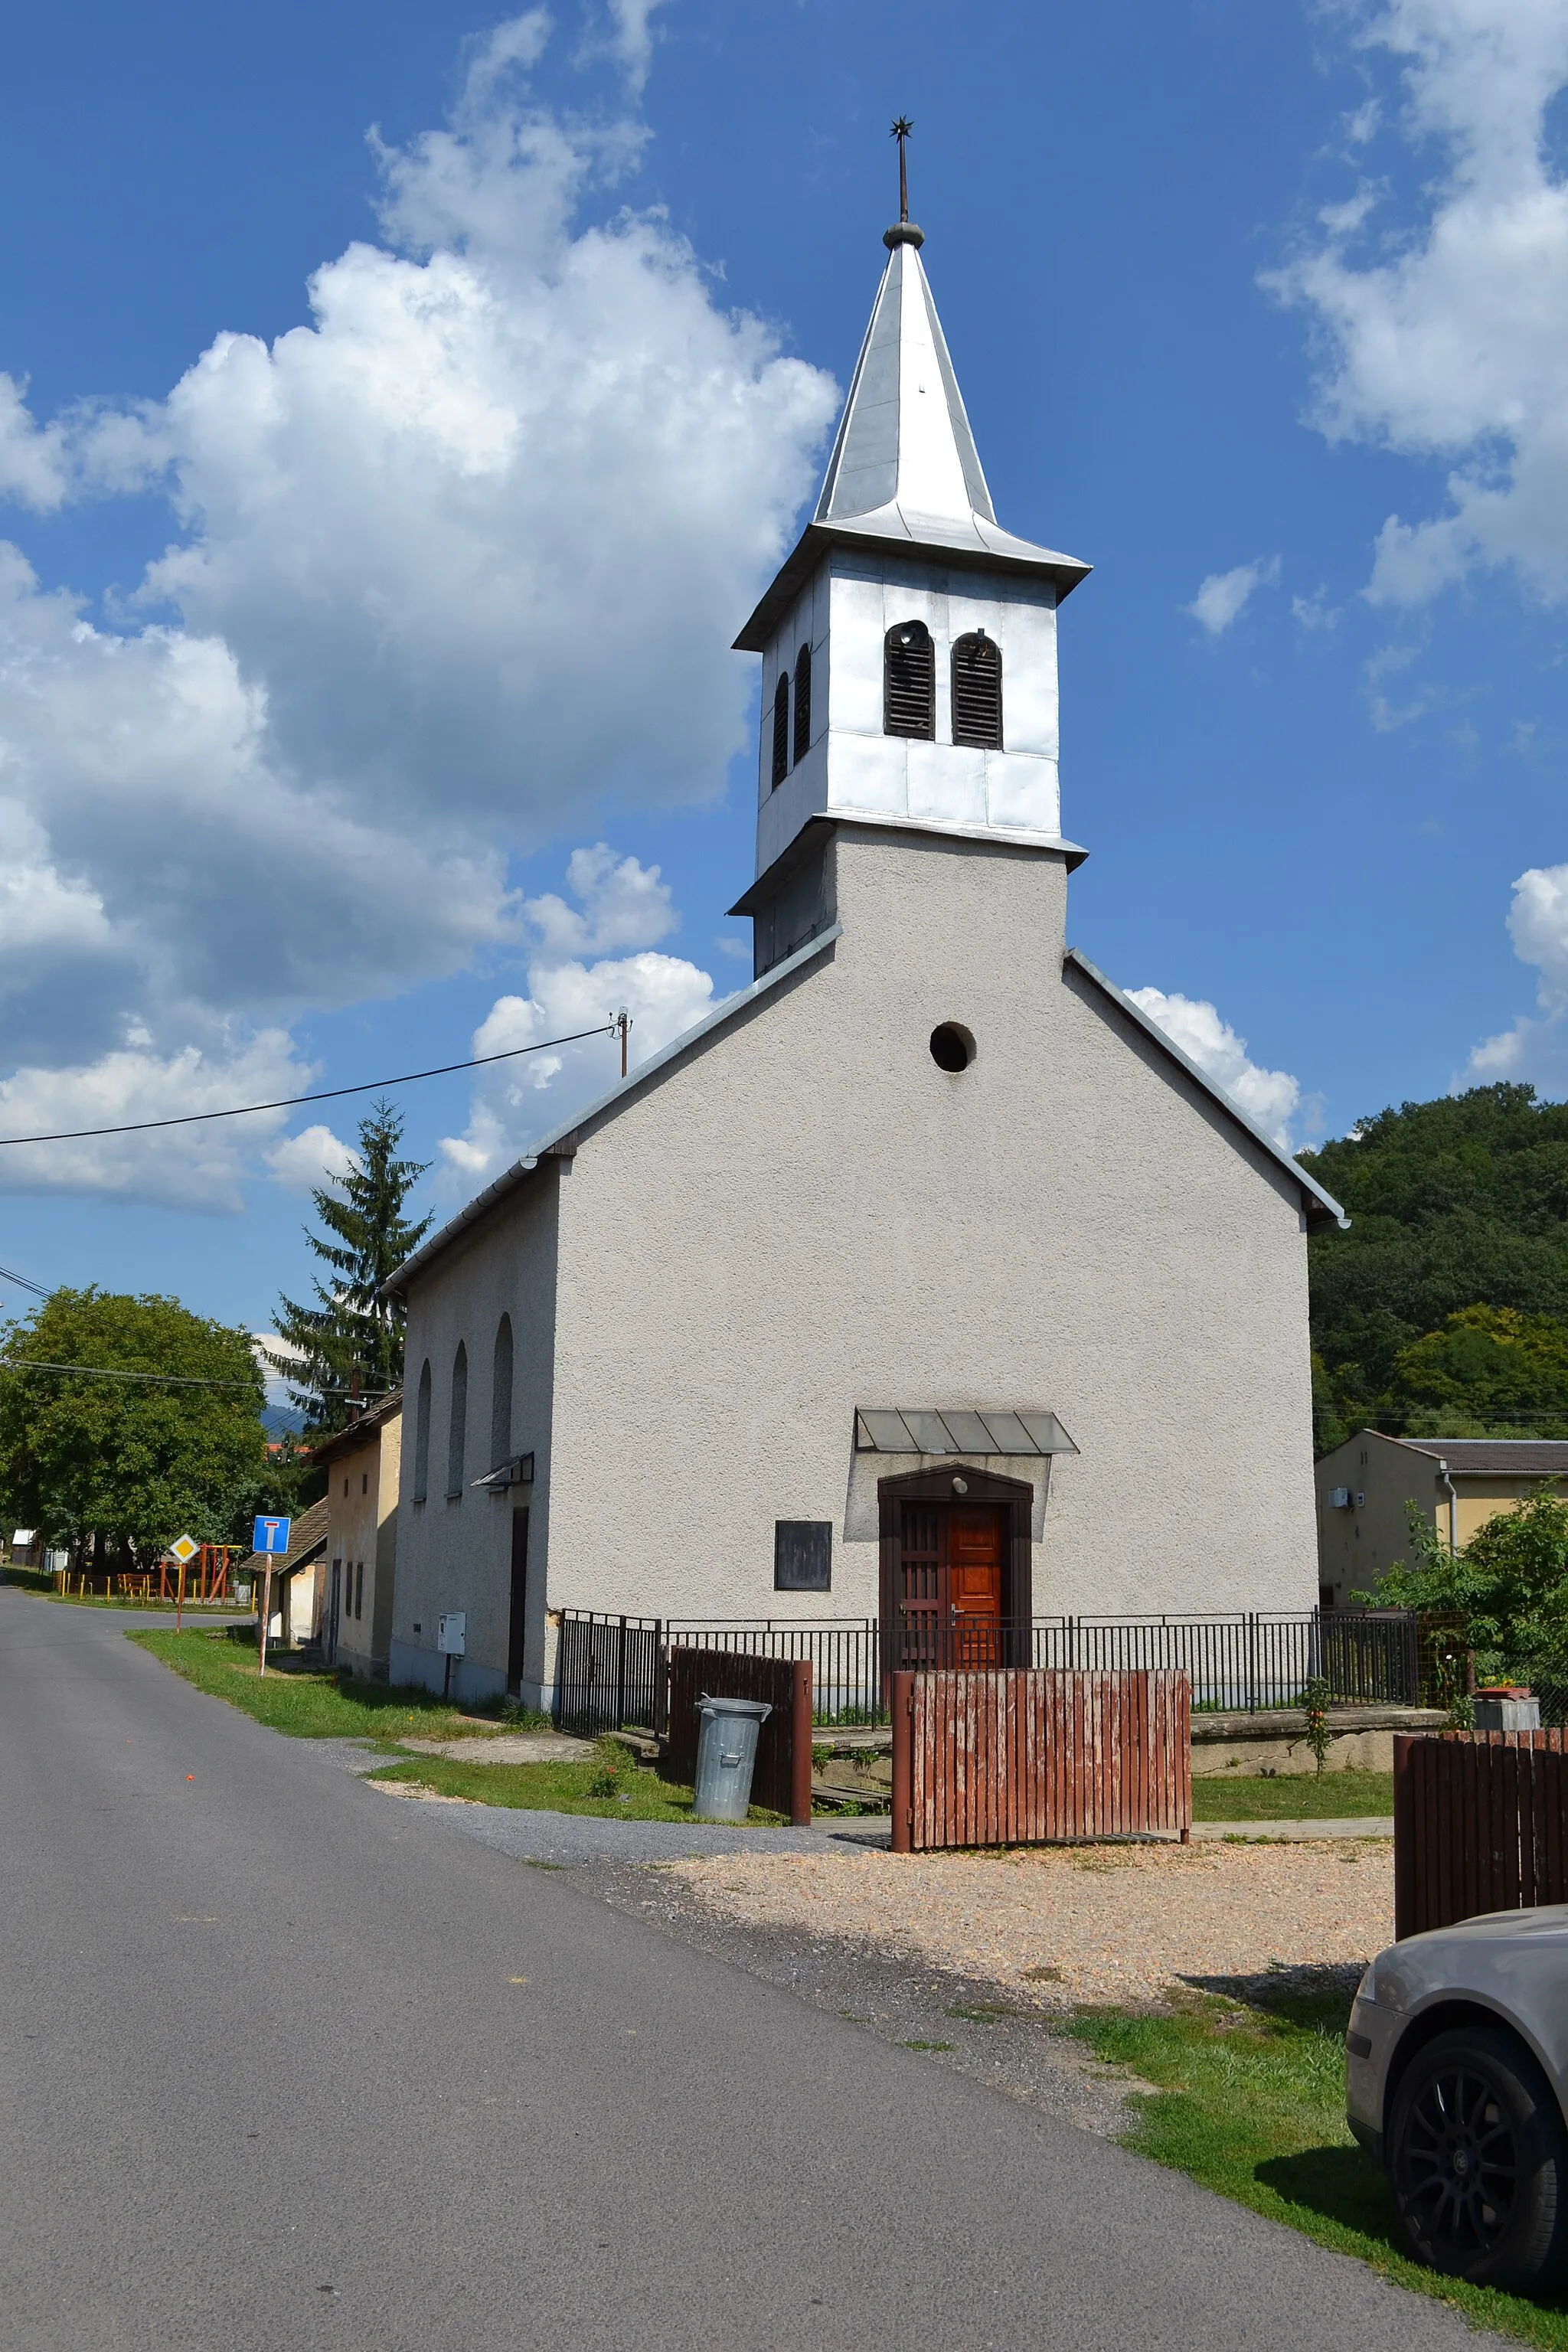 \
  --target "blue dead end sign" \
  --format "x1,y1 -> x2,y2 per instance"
253,1514 -> 292,1556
